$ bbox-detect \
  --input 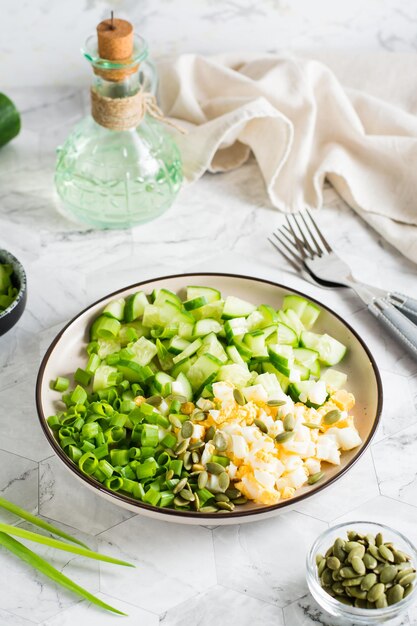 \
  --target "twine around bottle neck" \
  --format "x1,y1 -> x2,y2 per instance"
90,87 -> 185,133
